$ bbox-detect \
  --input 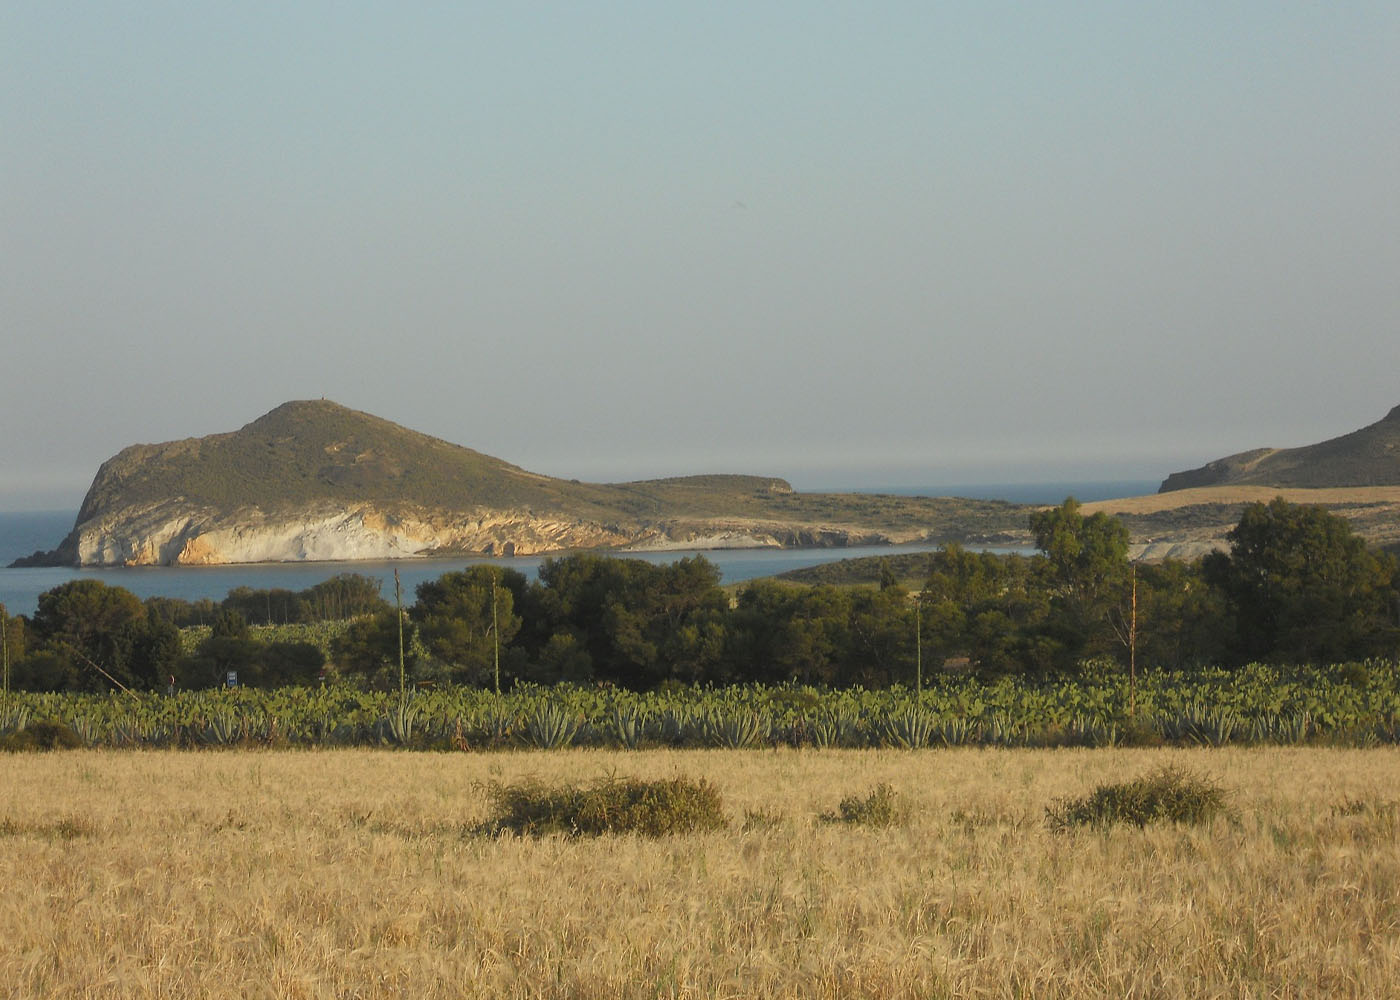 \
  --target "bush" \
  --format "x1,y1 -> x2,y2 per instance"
741,807 -> 786,831
1046,767 -> 1227,831
481,775 -> 728,837
822,782 -> 909,827
0,720 -> 84,752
